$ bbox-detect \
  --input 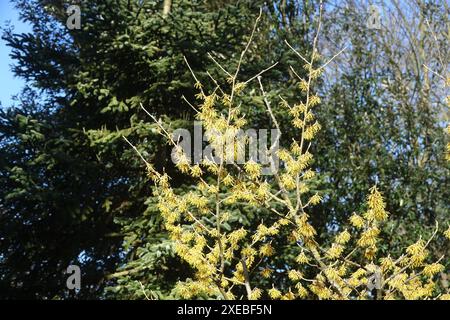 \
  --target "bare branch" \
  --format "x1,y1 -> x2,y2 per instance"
207,52 -> 232,78
319,45 -> 348,71
284,40 -> 310,65
244,62 -> 279,85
